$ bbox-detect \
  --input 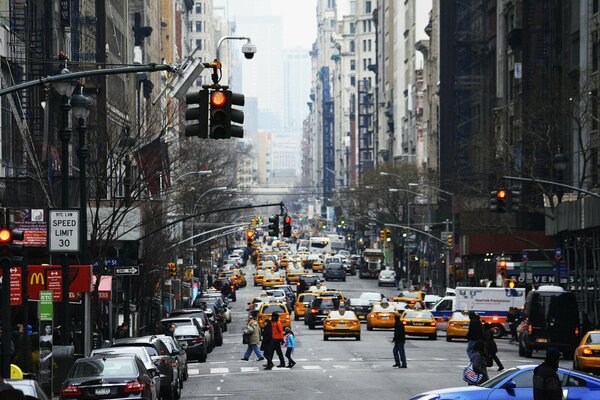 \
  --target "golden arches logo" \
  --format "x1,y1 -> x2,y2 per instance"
30,272 -> 45,285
